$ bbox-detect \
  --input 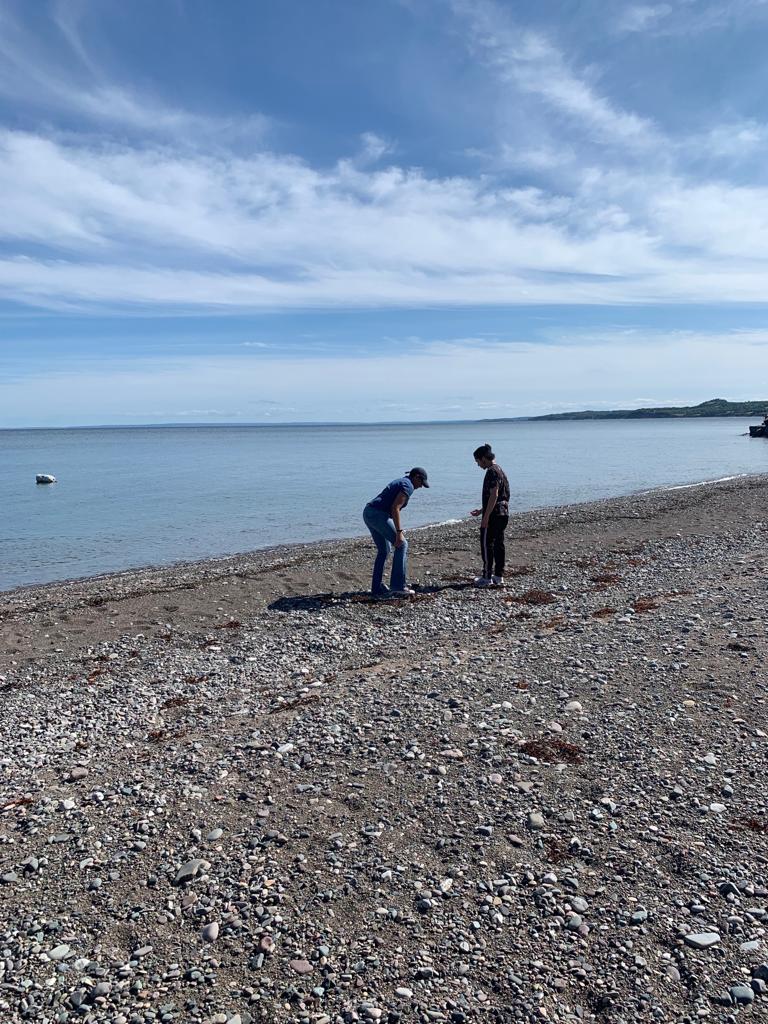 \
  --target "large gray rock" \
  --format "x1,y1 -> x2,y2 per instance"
684,932 -> 720,950
173,858 -> 209,886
